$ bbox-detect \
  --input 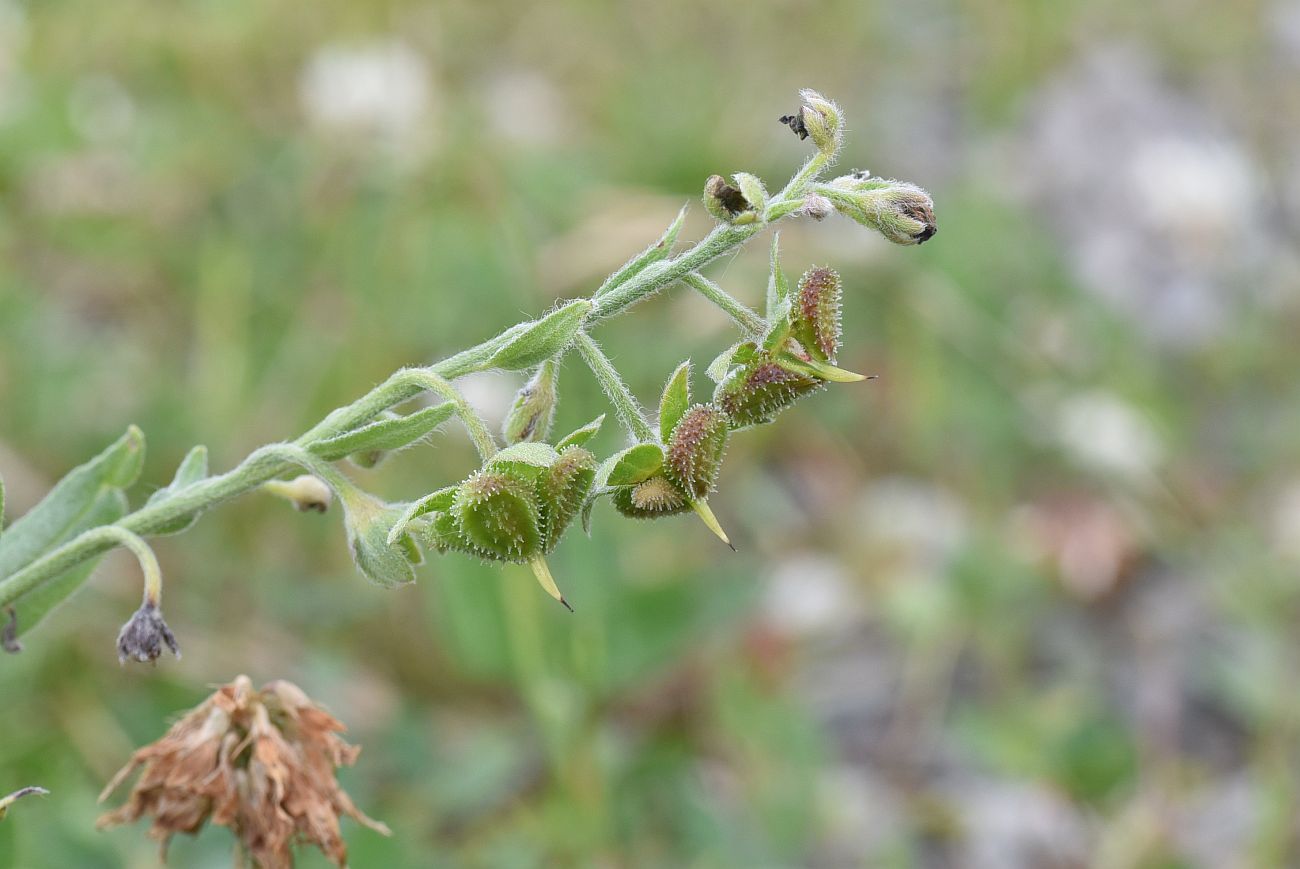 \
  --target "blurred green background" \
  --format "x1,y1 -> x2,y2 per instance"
2,0 -> 1298,866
